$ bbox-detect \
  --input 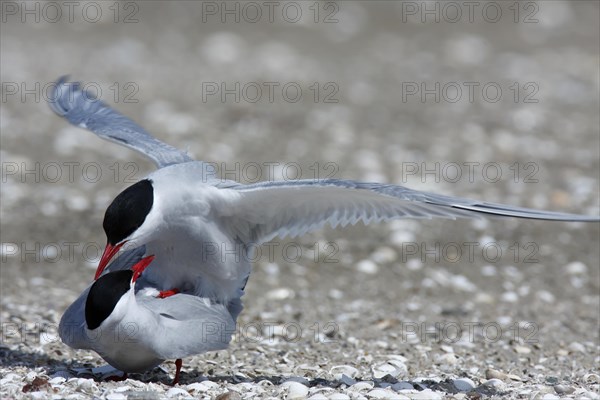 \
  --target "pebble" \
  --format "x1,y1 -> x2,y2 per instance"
449,275 -> 477,292
266,287 -> 295,300
330,365 -> 359,379
392,381 -> 414,391
50,370 -> 73,380
371,246 -> 397,263
200,380 -> 220,389
501,291 -> 519,302
235,382 -> 262,393
356,259 -> 379,274
485,368 -> 508,381
166,387 -> 192,398
351,381 -> 375,391
536,290 -> 555,303
568,342 -> 586,353
215,391 -> 242,400
565,261 -> 587,274
583,391 -> 600,400
367,388 -> 405,399
282,381 -> 309,399
406,259 -> 422,271
75,378 -> 97,394
0,373 -> 19,385
507,374 -> 522,382
541,394 -> 560,400
46,376 -> 64,384
328,393 -> 350,400
371,361 -> 406,379
481,378 -> 505,391
285,376 -> 311,386
583,373 -> 600,384
434,353 -> 458,365
407,389 -> 442,399
453,378 -> 475,392
440,345 -> 454,353
339,375 -> 356,386
106,393 -> 127,400
556,348 -> 569,356
554,384 -> 575,395
515,345 -> 532,354
192,383 -> 217,394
